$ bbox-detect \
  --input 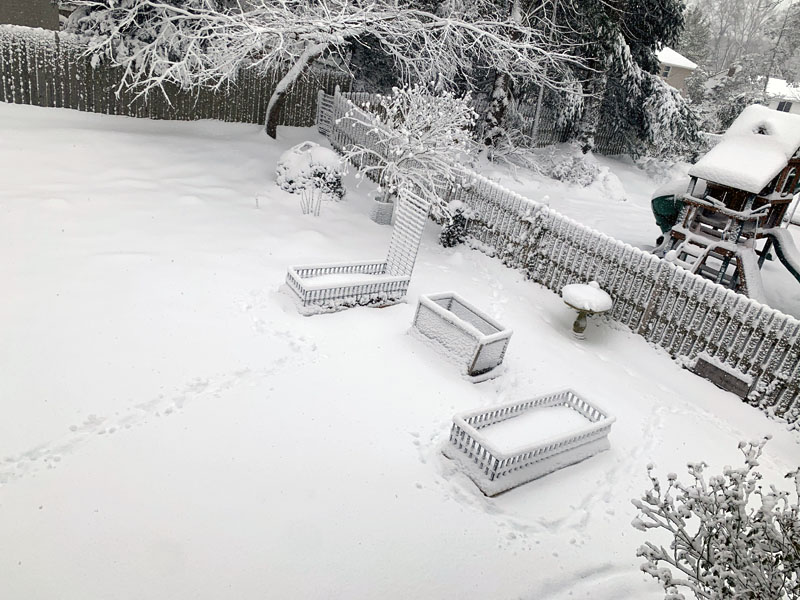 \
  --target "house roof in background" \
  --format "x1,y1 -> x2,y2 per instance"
656,47 -> 697,70
766,78 -> 800,102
